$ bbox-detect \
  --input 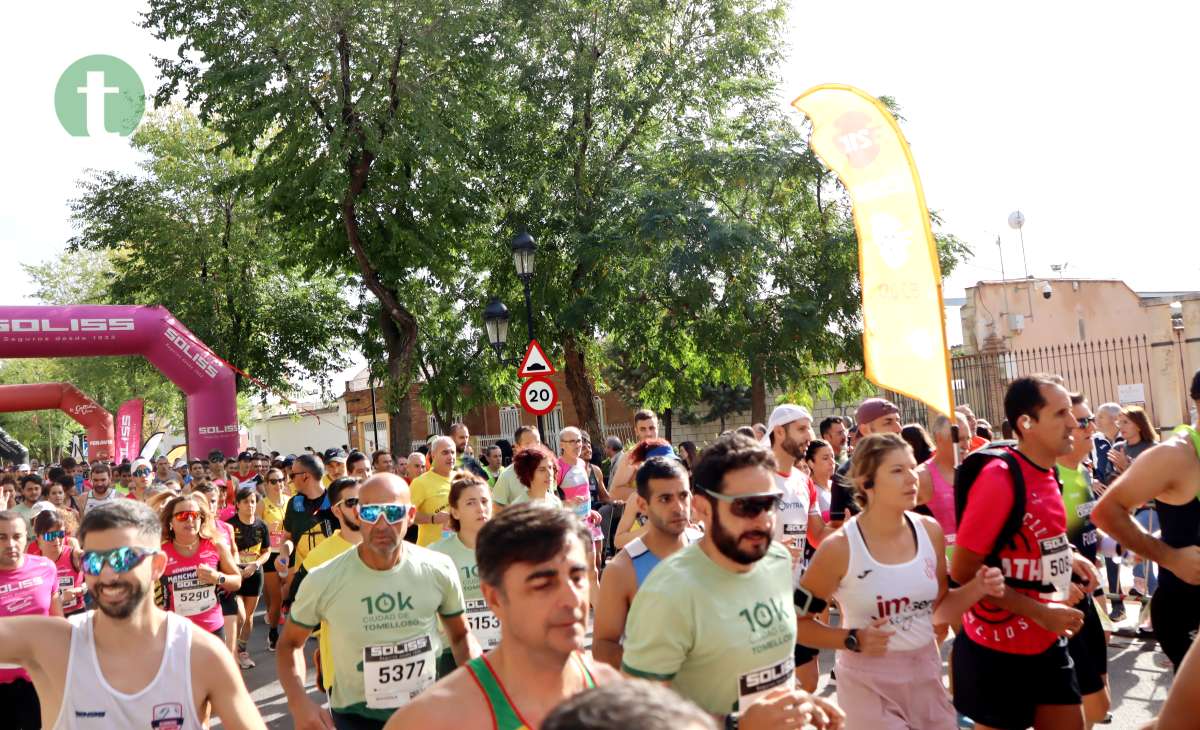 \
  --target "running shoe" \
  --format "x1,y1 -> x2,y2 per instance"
267,629 -> 278,652
237,651 -> 256,669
